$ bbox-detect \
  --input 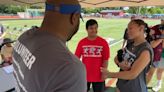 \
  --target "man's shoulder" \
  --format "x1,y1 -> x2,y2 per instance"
153,24 -> 160,27
79,37 -> 87,43
97,36 -> 105,40
152,24 -> 160,30
18,29 -> 60,47
97,36 -> 108,43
